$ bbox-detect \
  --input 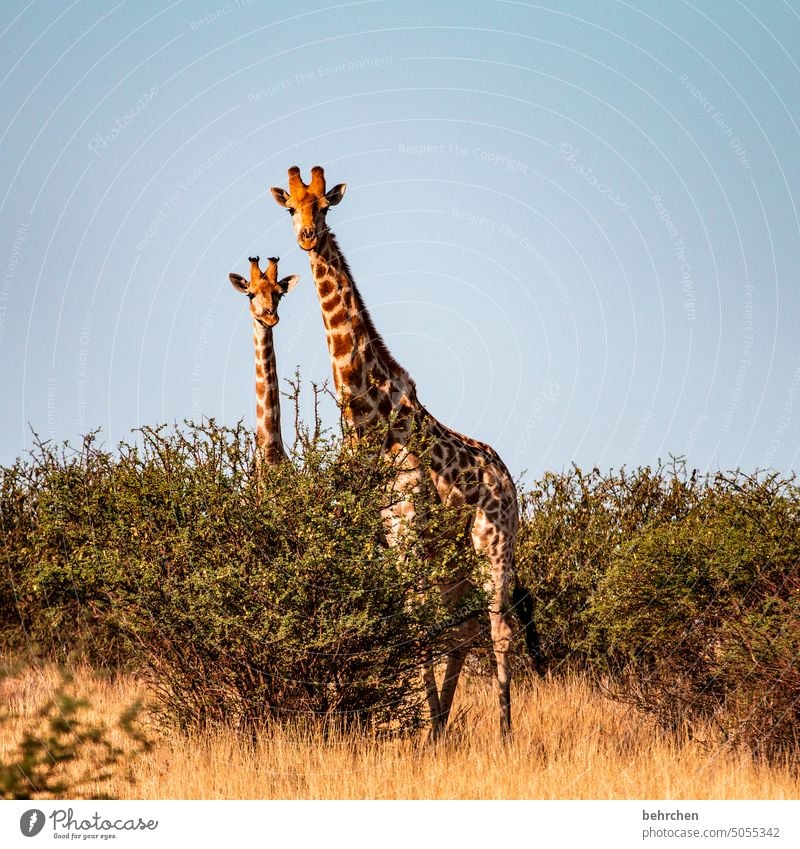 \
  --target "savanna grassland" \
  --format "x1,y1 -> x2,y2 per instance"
3,663 -> 798,800
1,418 -> 799,799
